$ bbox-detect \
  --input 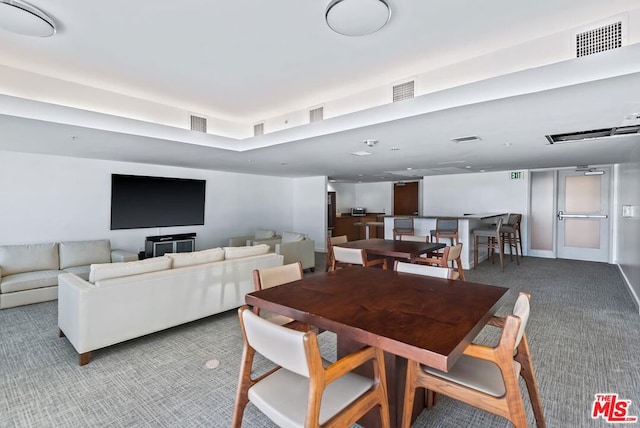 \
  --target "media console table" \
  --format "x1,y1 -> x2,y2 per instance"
144,233 -> 196,258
